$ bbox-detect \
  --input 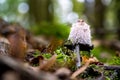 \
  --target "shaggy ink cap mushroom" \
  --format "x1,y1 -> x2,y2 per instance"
67,19 -> 93,52
65,19 -> 94,68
